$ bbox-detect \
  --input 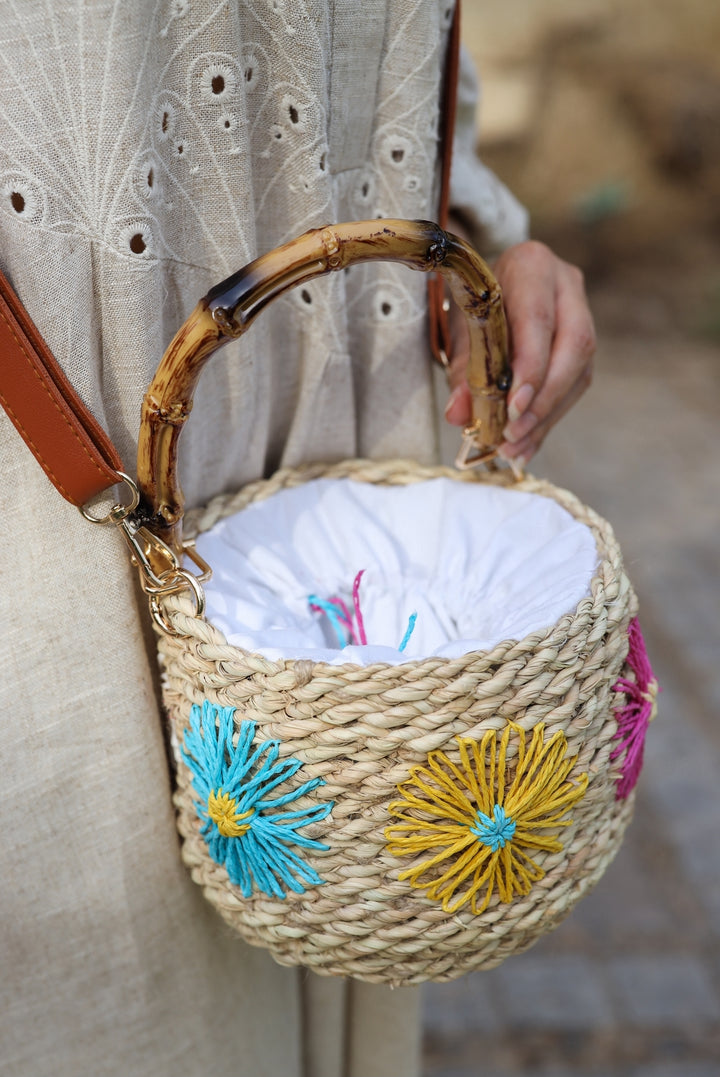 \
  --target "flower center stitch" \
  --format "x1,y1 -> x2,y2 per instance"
207,790 -> 254,837
470,804 -> 516,852
644,678 -> 659,723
